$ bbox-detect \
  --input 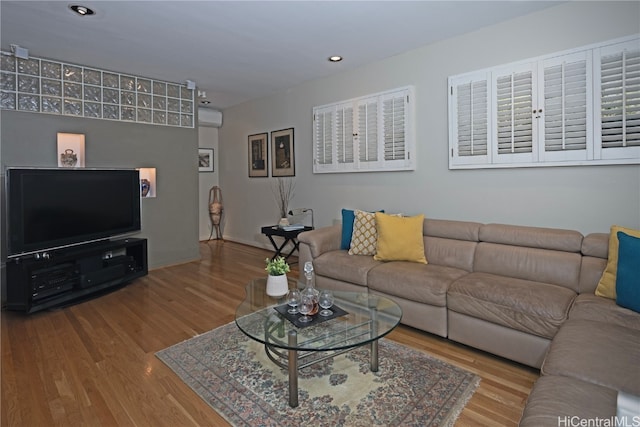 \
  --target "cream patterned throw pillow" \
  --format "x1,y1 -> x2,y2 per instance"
349,210 -> 378,256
